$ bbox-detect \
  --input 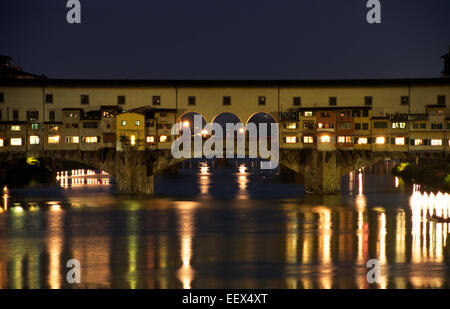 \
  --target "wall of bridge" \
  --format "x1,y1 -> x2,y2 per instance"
2,83 -> 449,124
